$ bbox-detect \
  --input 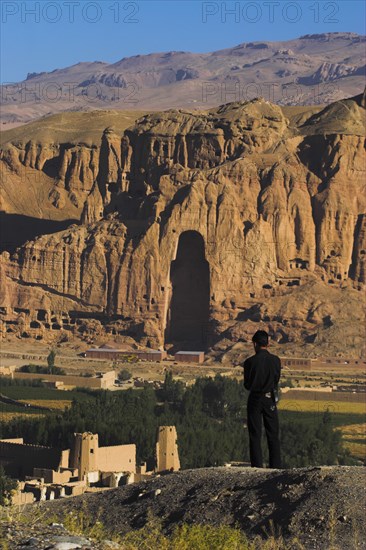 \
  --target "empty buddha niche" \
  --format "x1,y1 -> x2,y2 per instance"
166,231 -> 210,349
